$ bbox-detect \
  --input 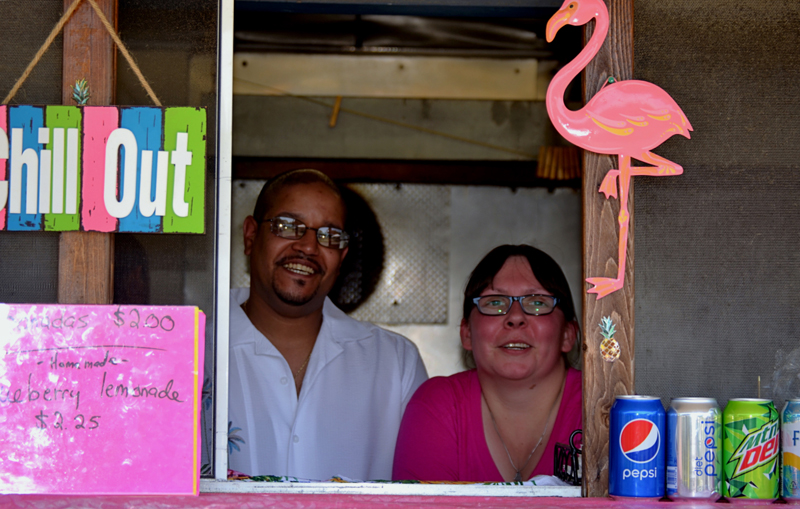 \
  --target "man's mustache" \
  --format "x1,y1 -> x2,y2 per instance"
276,255 -> 324,275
